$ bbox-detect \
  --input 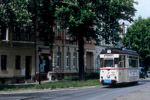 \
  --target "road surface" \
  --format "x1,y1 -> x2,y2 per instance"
0,79 -> 150,100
